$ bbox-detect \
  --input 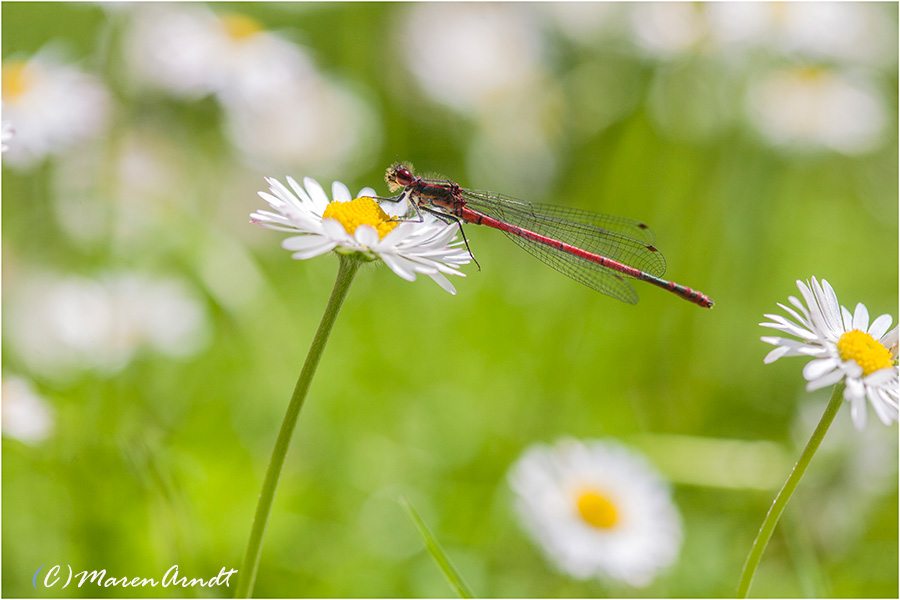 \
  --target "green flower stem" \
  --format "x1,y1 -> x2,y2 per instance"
235,255 -> 362,598
736,383 -> 845,598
